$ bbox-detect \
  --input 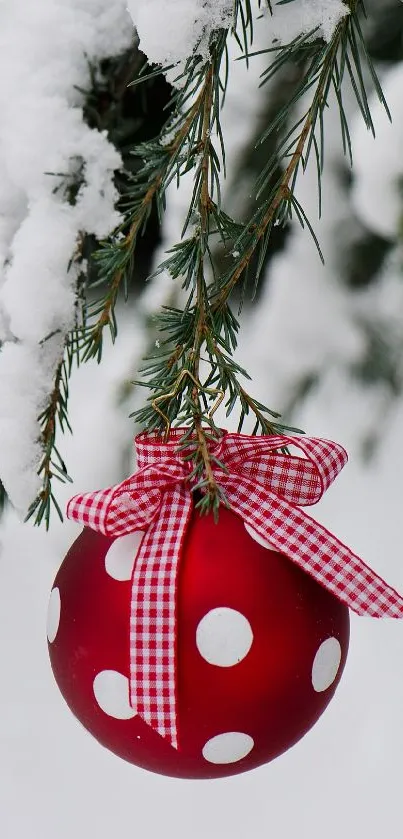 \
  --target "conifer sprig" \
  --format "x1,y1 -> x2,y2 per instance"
25,340 -> 75,527
29,0 -> 389,524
